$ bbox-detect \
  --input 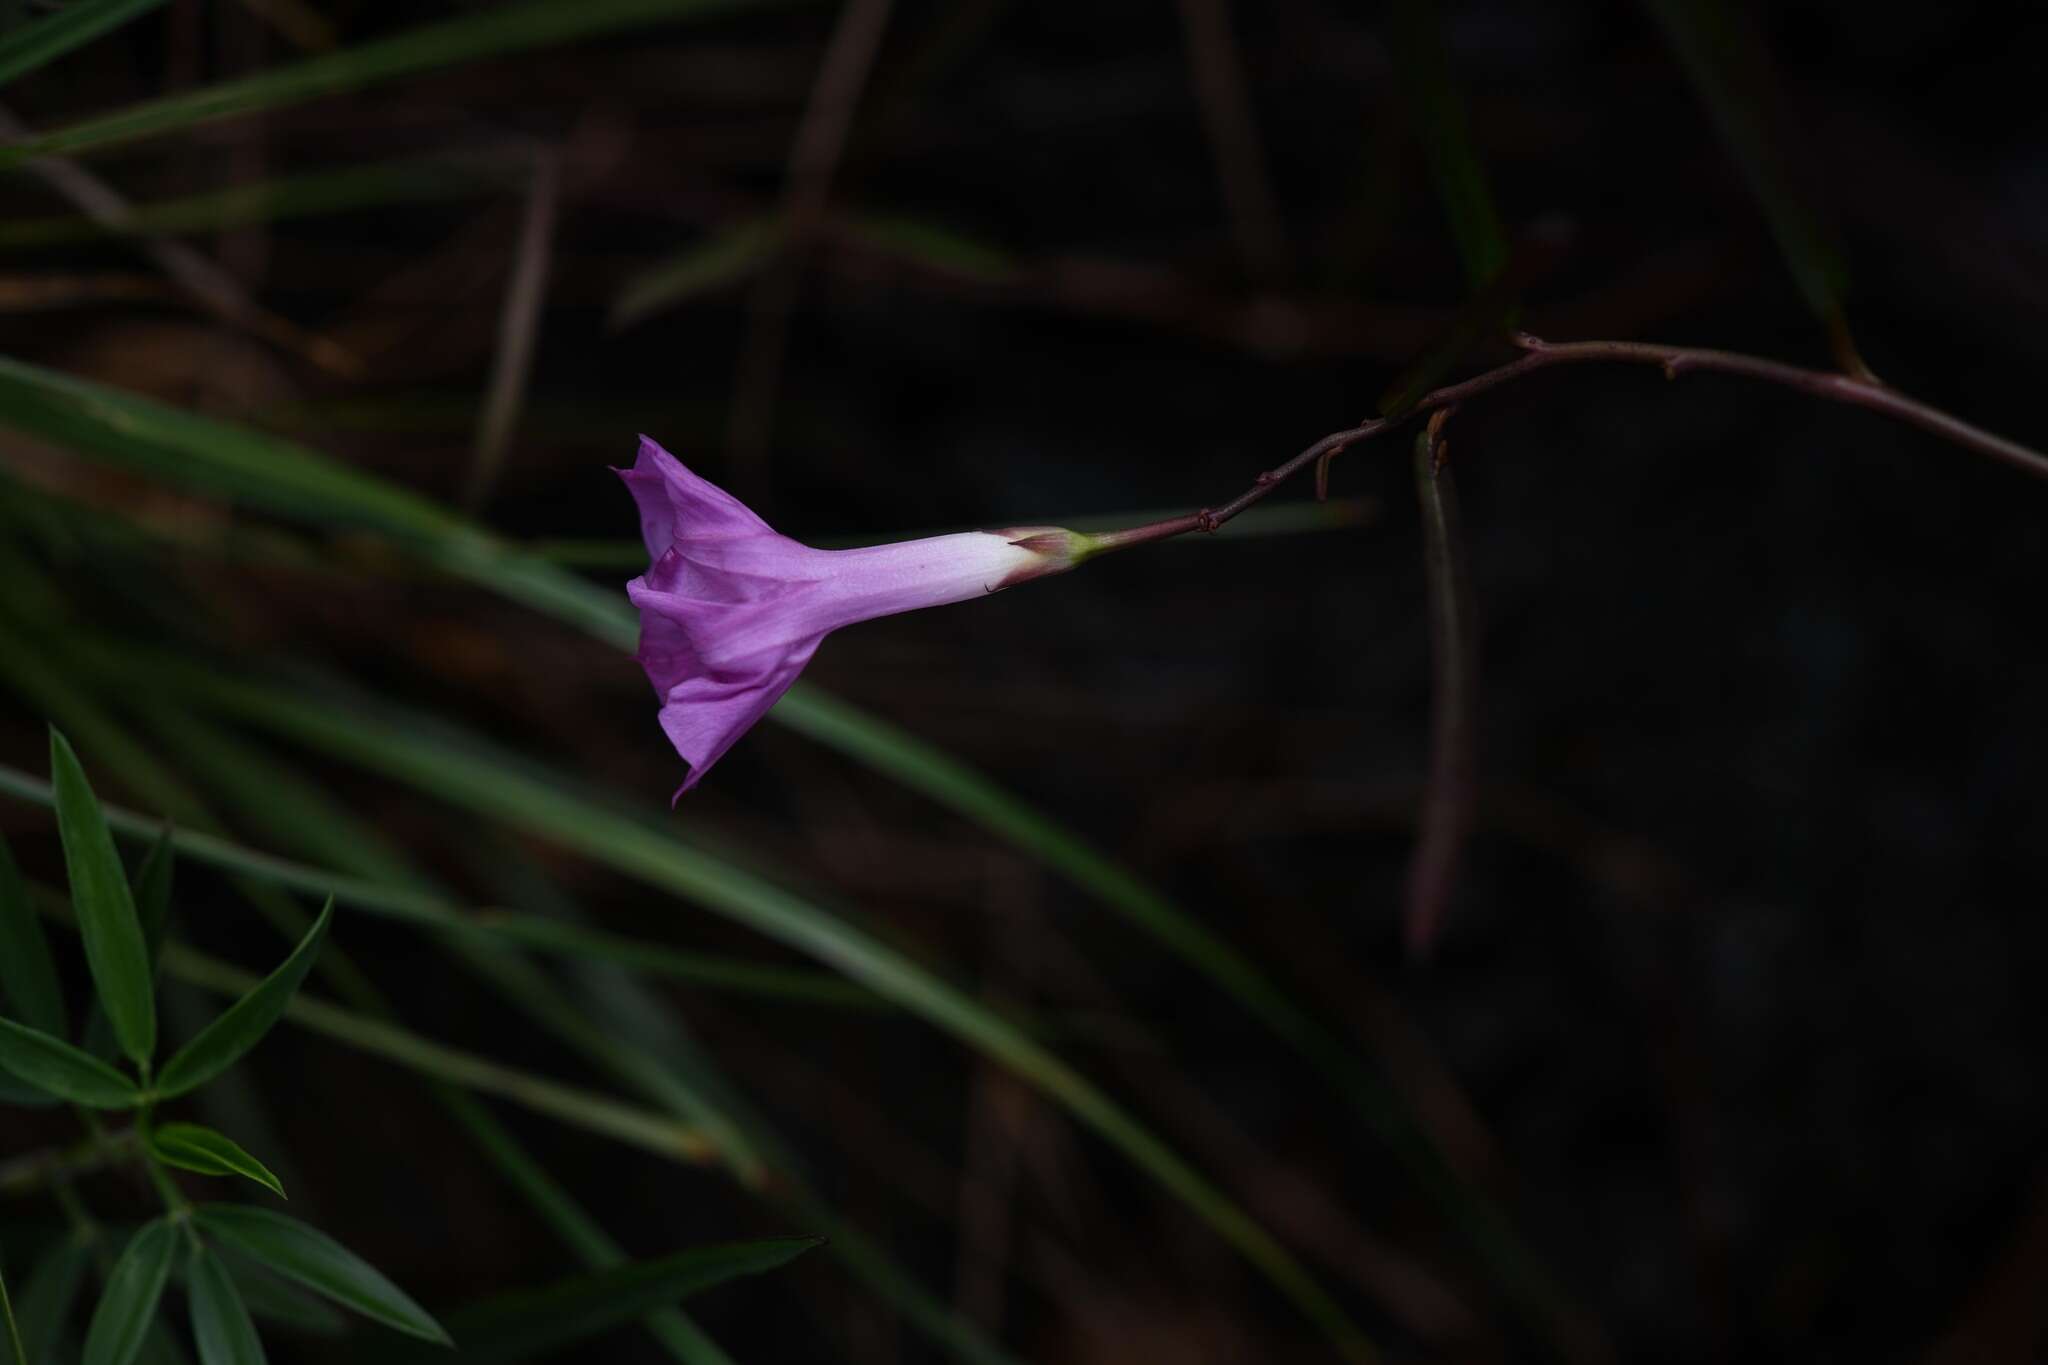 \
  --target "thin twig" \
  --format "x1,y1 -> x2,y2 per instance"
1175,0 -> 1289,280
1406,409 -> 1477,959
1091,332 -> 2048,552
463,146 -> 560,512
726,0 -> 897,489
